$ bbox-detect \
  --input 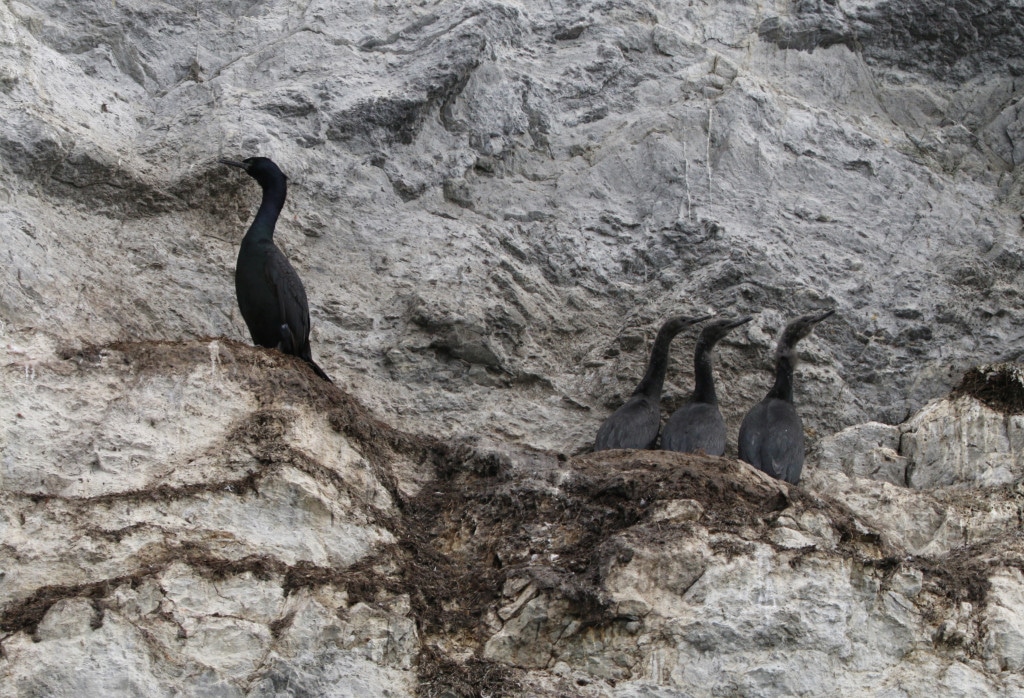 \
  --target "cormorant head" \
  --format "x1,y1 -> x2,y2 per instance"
777,309 -> 834,355
220,156 -> 287,187
699,315 -> 754,348
659,313 -> 714,338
